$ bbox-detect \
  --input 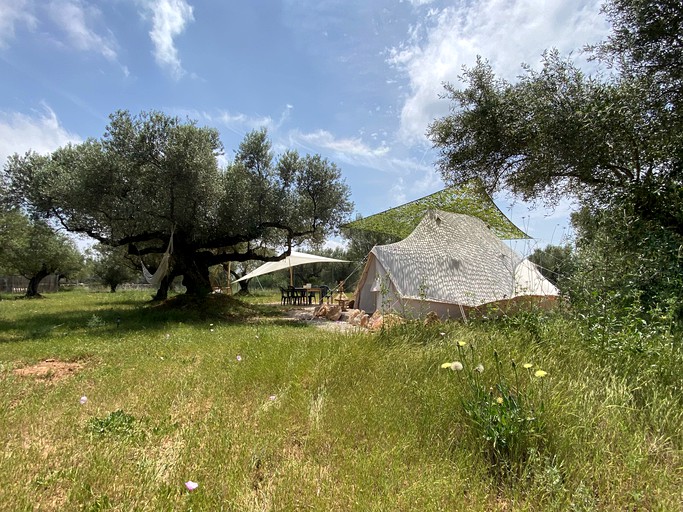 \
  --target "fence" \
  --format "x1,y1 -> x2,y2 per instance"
0,275 -> 60,294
